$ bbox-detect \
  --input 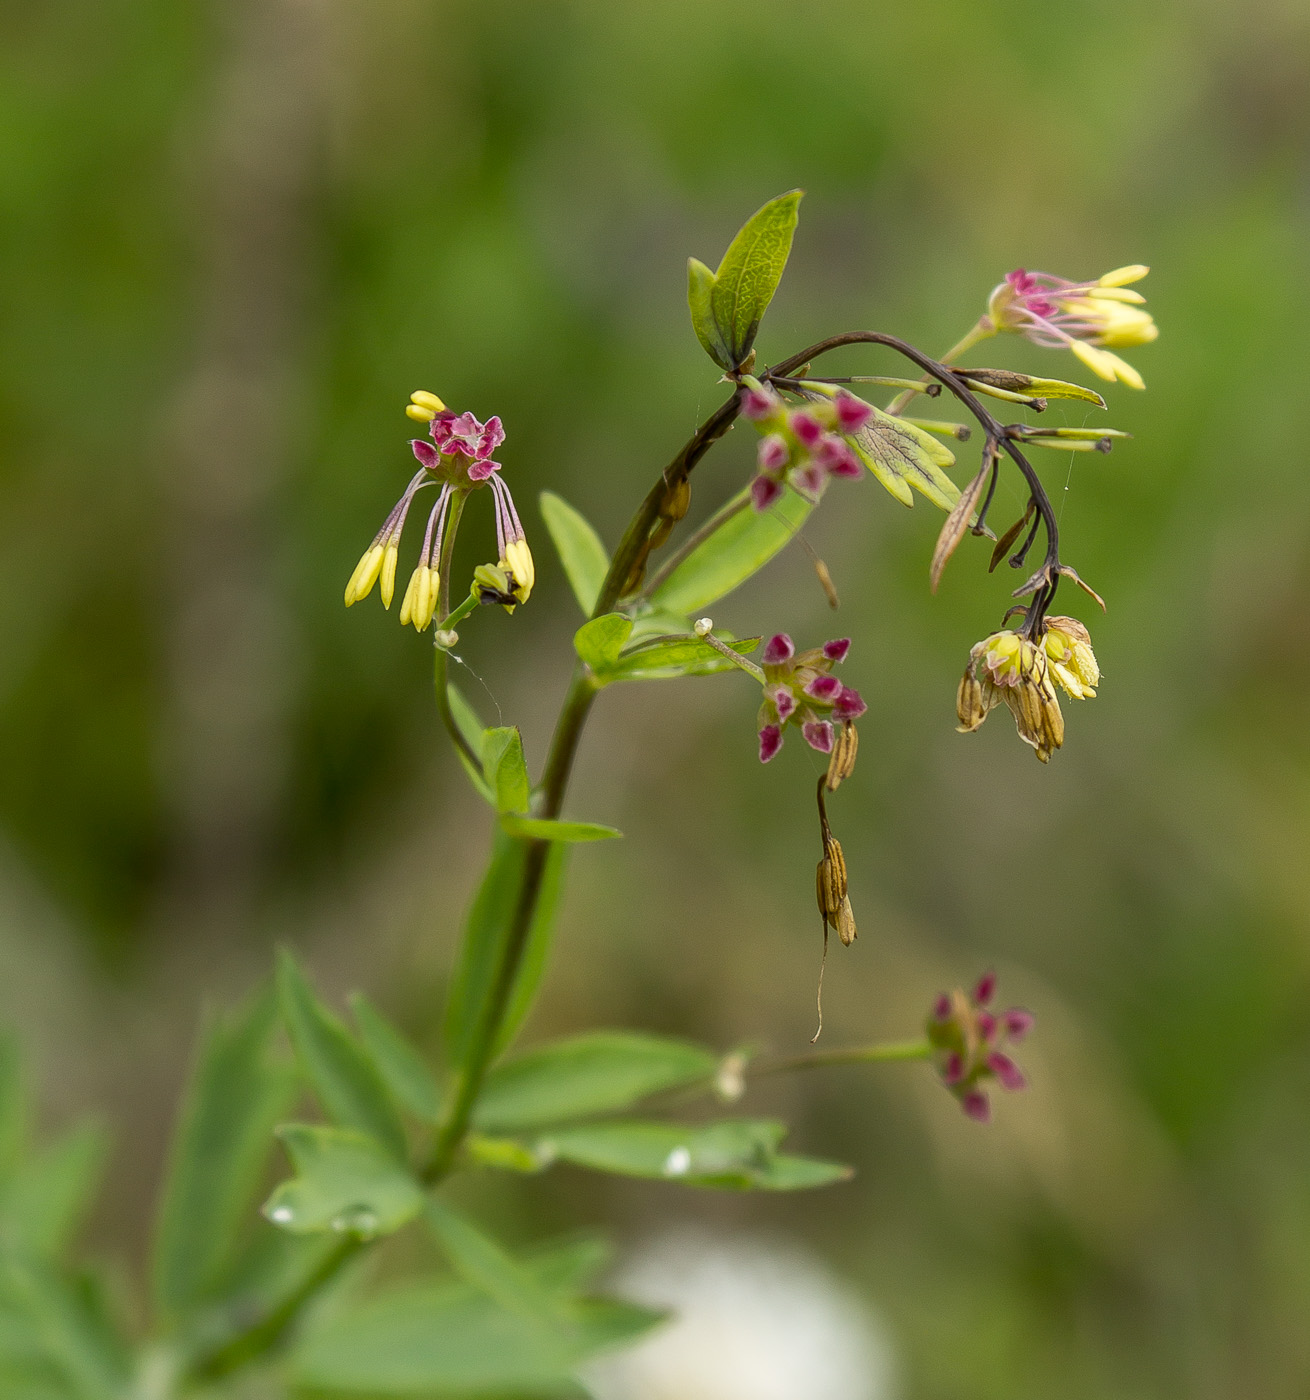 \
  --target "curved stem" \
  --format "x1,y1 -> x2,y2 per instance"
885,319 -> 993,416
431,490 -> 481,769
756,1037 -> 933,1077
